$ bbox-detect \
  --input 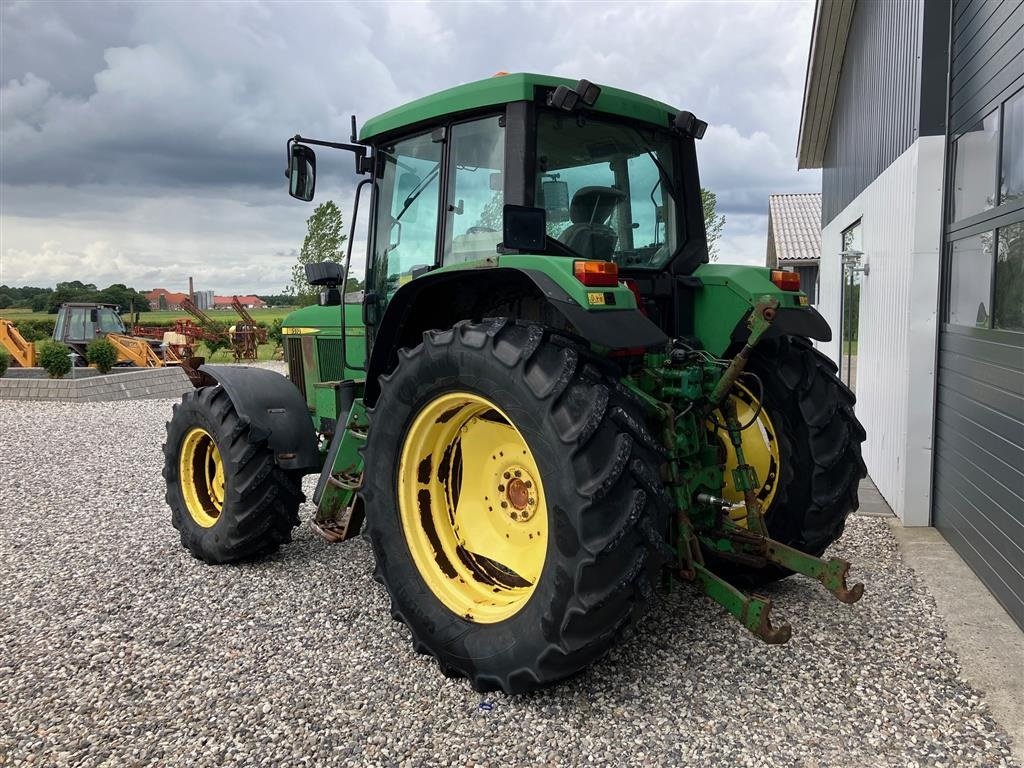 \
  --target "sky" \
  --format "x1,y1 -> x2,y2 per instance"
0,0 -> 820,295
